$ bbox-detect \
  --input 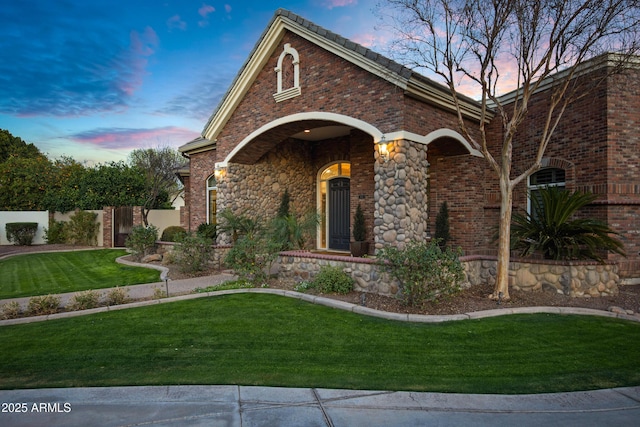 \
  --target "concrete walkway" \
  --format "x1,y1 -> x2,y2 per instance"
1,385 -> 639,426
